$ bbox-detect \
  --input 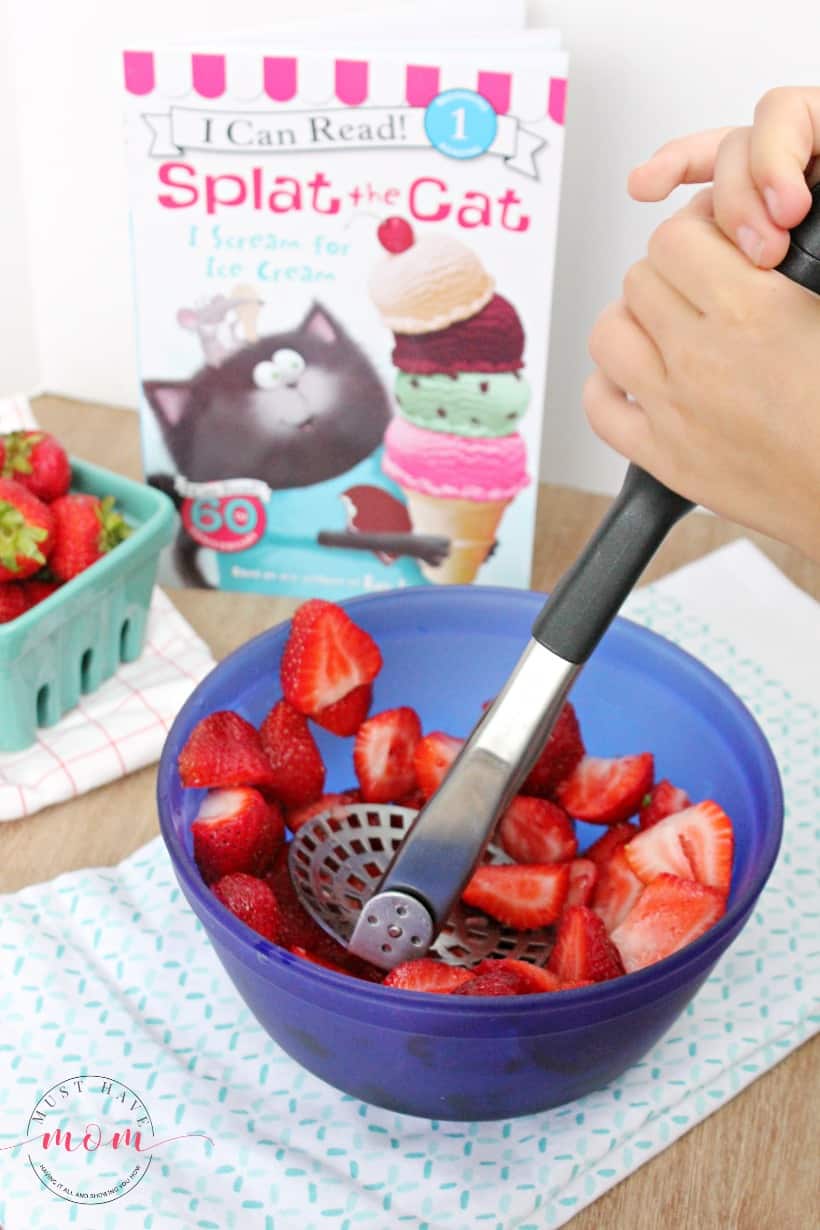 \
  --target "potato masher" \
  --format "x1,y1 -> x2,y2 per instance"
289,189 -> 820,972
